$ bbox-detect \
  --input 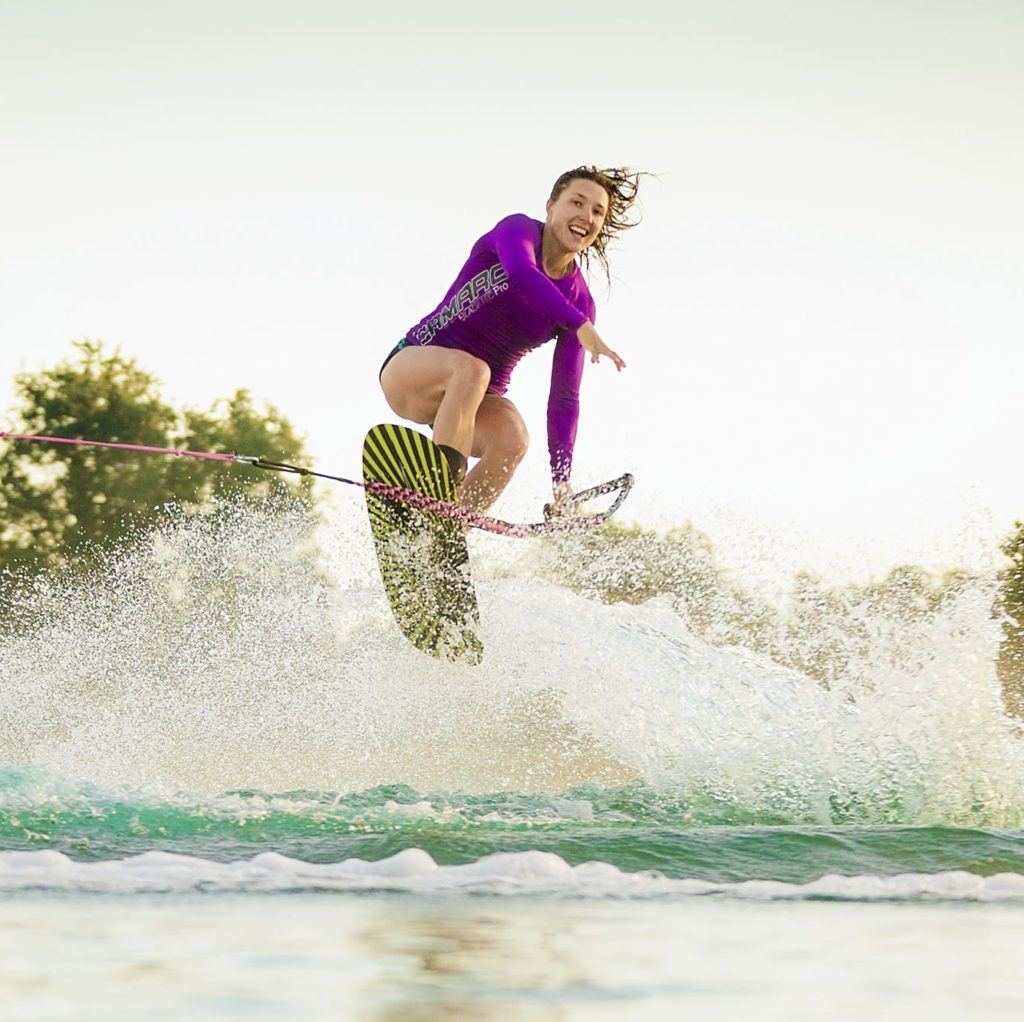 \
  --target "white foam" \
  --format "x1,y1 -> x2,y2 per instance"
1,502 -> 1022,824
2,847 -> 1023,901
